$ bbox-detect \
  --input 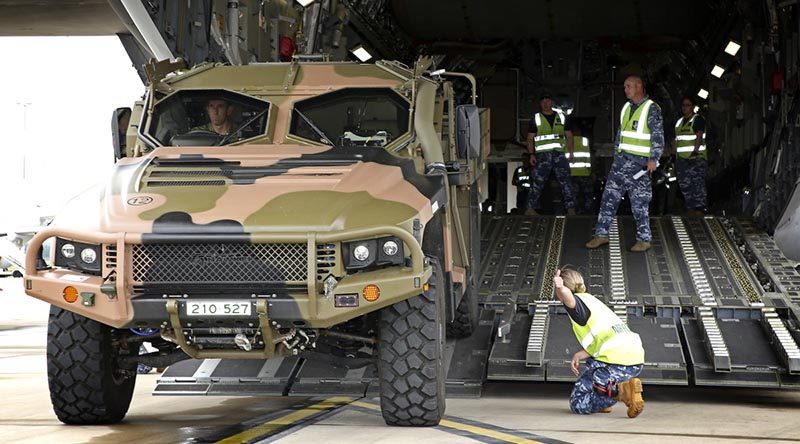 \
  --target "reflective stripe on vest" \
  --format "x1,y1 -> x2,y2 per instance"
569,293 -> 645,366
533,112 -> 566,153
570,136 -> 592,177
675,114 -> 707,159
618,99 -> 654,157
